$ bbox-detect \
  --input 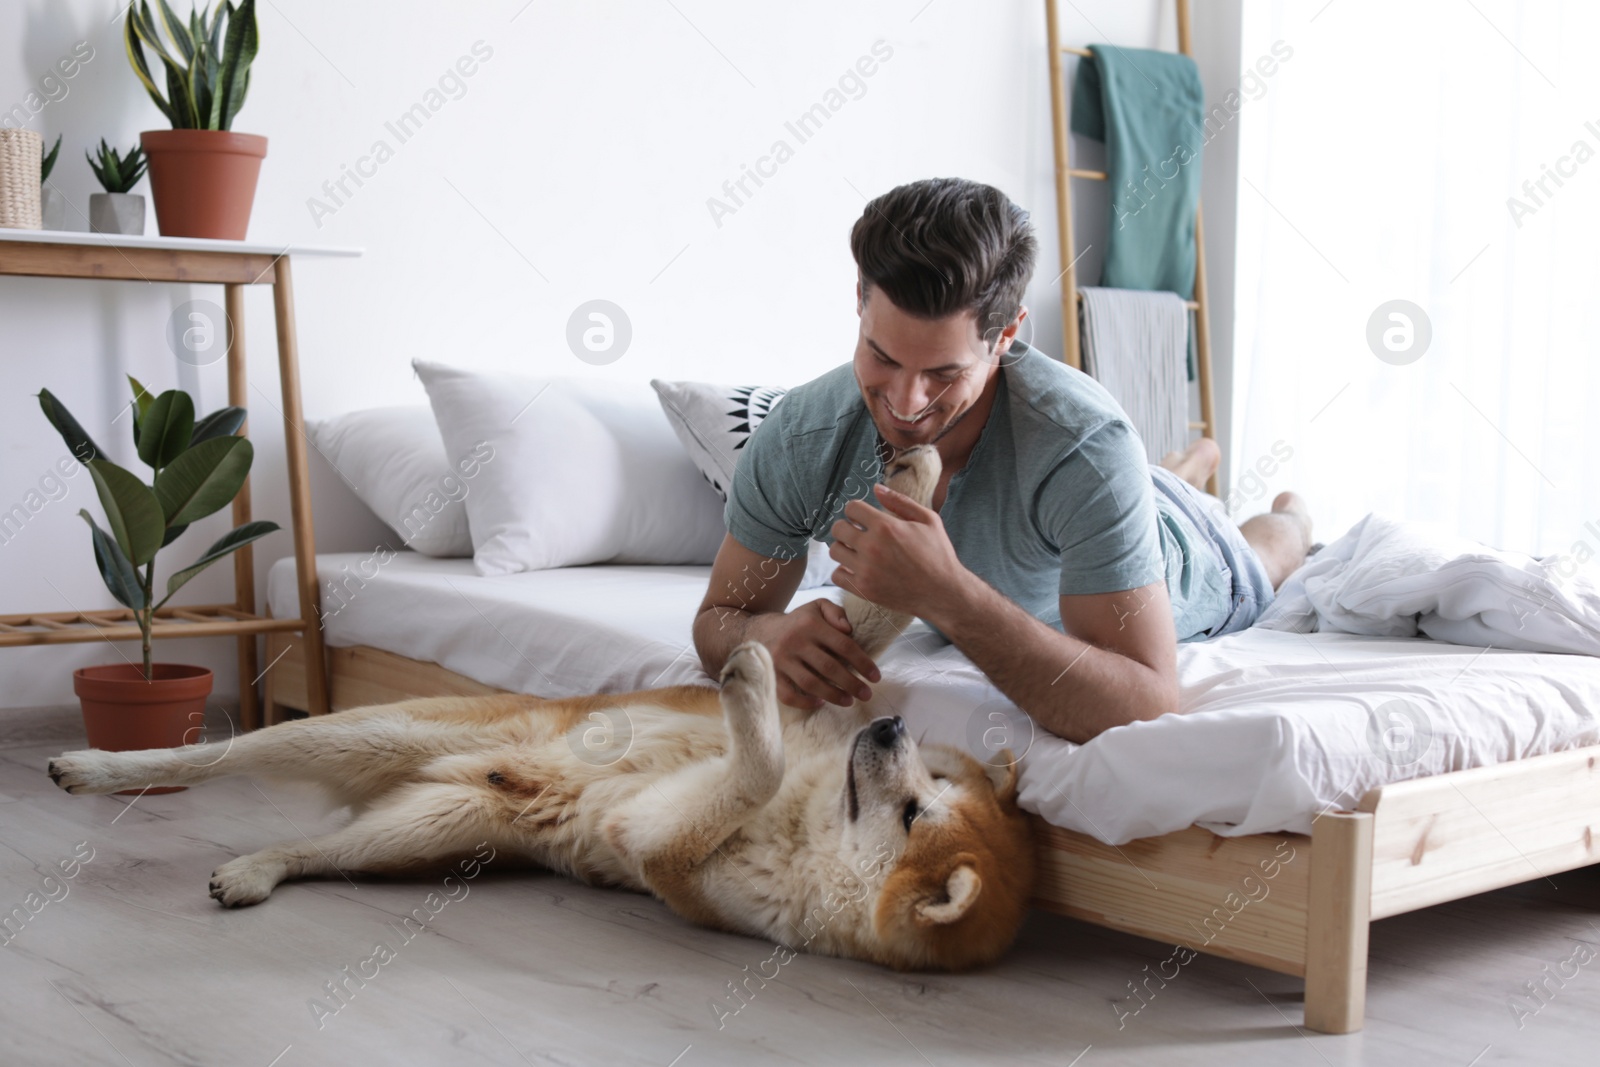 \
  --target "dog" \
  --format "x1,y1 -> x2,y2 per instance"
47,446 -> 1036,971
